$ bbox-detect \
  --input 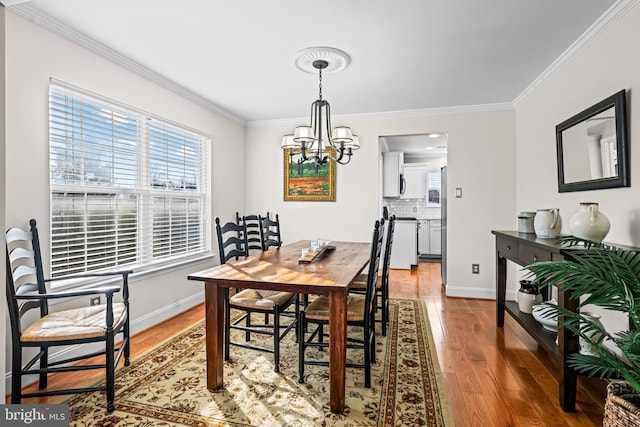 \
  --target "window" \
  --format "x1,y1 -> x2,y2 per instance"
427,171 -> 441,206
49,80 -> 211,278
